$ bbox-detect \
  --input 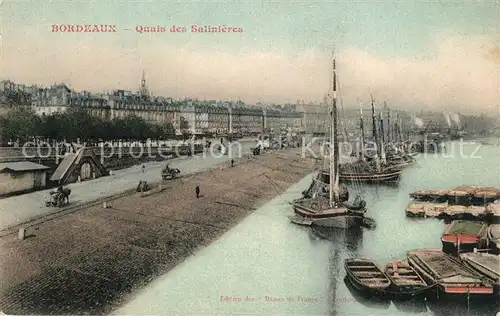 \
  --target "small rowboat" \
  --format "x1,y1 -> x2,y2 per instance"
344,258 -> 391,296
384,260 -> 429,300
